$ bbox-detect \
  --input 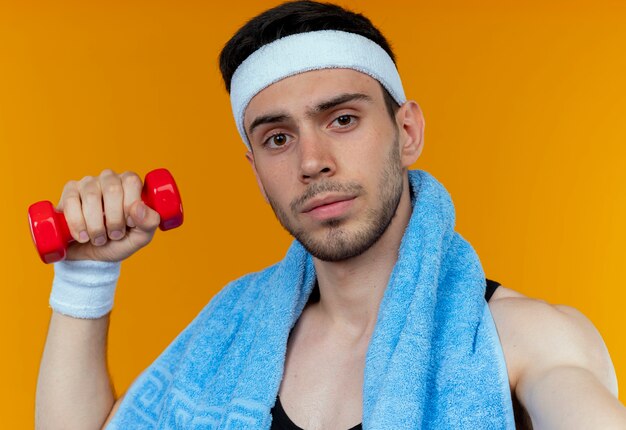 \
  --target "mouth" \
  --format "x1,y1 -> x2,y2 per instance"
301,195 -> 357,220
